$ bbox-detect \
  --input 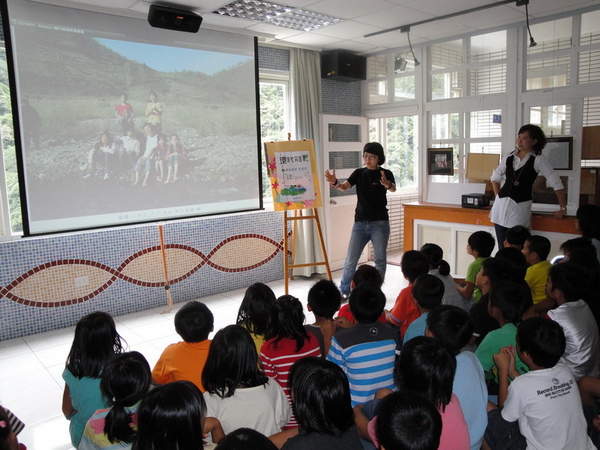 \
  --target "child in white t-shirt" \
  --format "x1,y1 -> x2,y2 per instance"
484,317 -> 595,450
